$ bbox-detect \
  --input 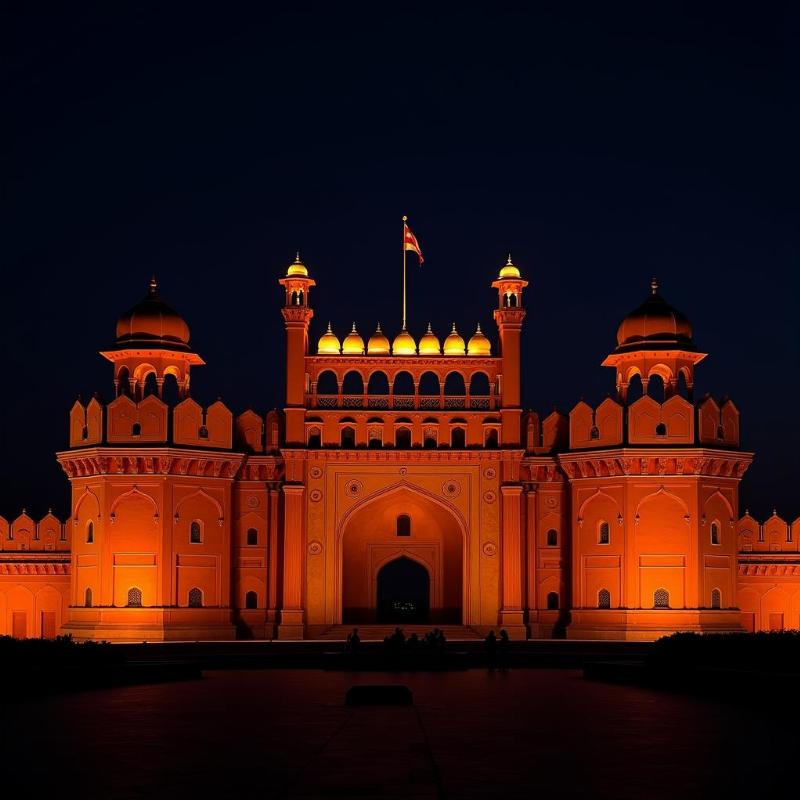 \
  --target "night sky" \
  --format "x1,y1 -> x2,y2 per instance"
2,4 -> 797,521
